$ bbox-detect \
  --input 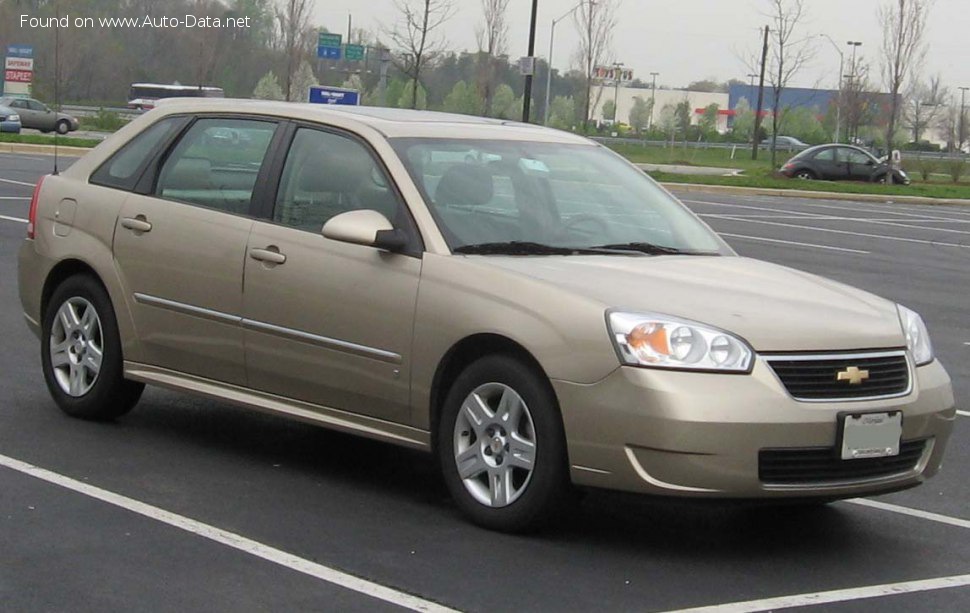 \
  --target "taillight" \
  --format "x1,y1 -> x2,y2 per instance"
27,175 -> 47,239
